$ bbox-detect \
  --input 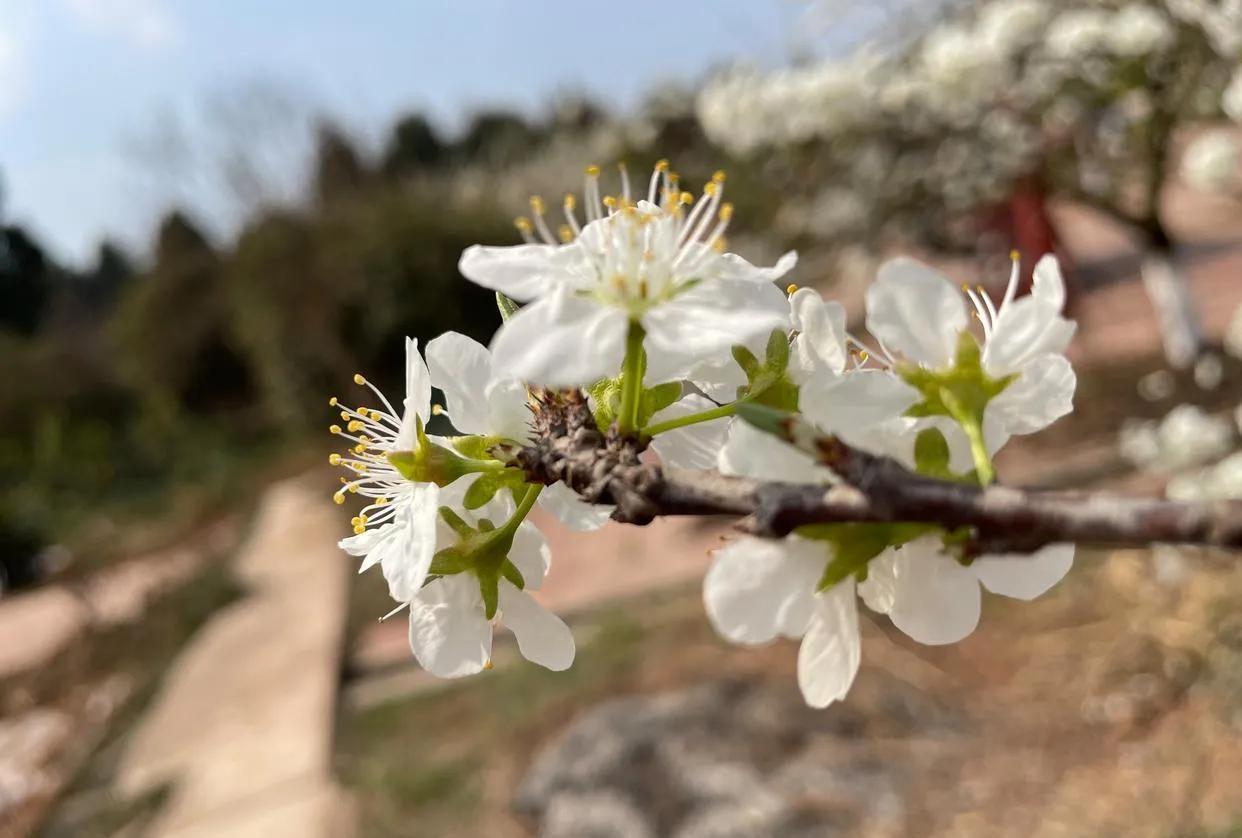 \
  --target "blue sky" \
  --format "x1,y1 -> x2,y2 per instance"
0,0 -> 842,266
